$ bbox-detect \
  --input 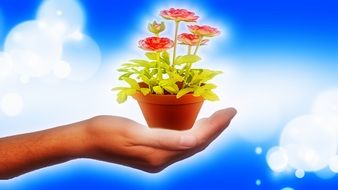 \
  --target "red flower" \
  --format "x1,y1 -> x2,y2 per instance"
138,37 -> 174,51
177,33 -> 209,46
188,25 -> 220,37
160,8 -> 199,22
